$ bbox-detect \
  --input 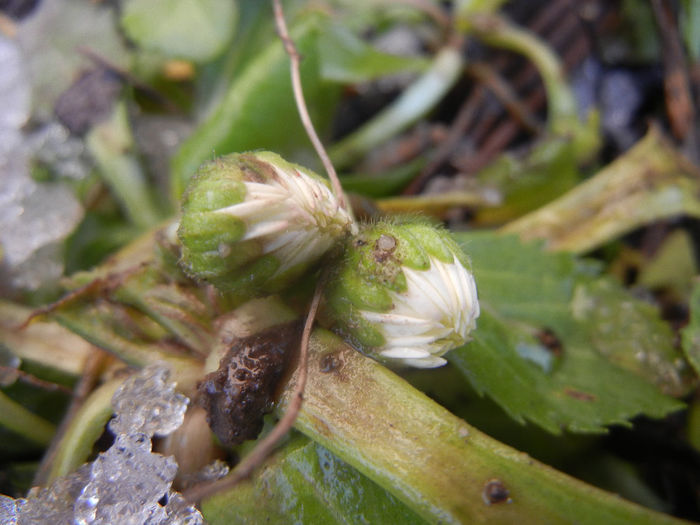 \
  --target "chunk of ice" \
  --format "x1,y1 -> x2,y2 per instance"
0,35 -> 84,292
4,365 -> 203,524
109,365 -> 189,437
0,493 -> 22,524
